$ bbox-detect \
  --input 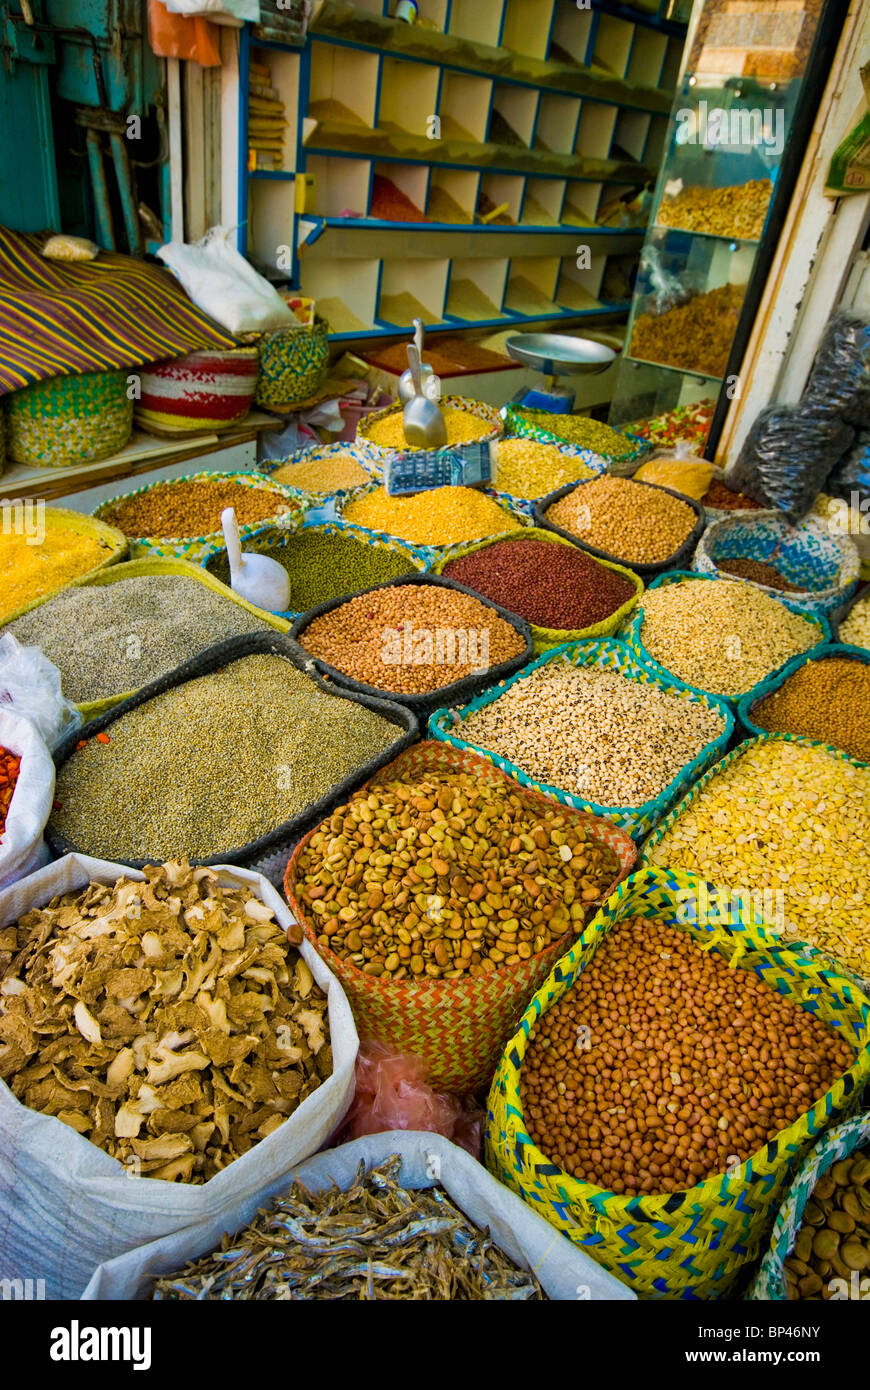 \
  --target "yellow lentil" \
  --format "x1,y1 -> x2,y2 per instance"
364,407 -> 492,450
342,486 -> 518,547
645,738 -> 870,979
638,579 -> 820,696
0,530 -> 114,622
842,594 -> 870,650
269,453 -> 372,495
494,437 -> 594,499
